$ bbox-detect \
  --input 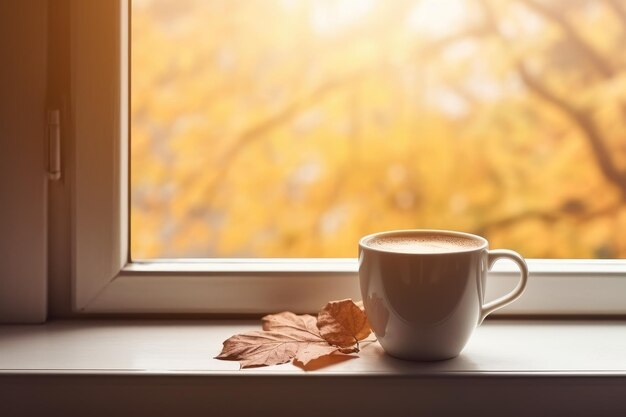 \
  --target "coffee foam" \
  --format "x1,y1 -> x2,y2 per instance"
365,234 -> 482,254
